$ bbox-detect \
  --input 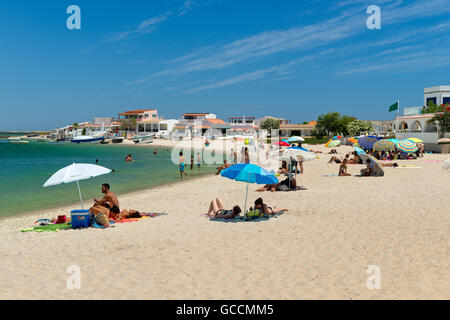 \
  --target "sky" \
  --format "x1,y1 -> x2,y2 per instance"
1,0 -> 450,131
